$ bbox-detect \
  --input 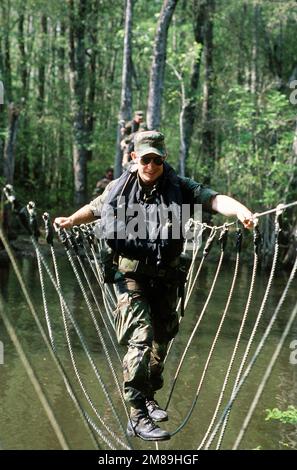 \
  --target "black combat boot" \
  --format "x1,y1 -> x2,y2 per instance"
146,398 -> 168,422
127,407 -> 170,441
